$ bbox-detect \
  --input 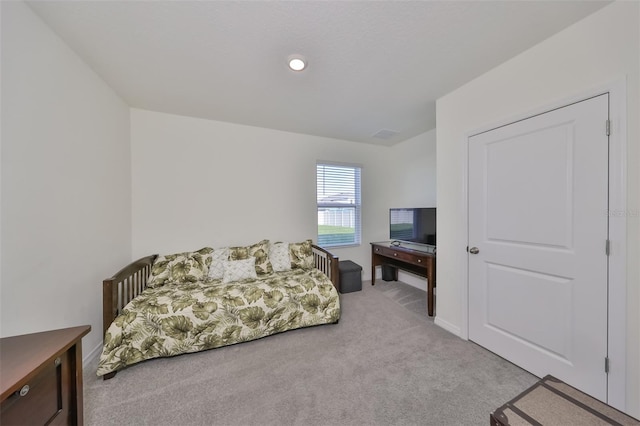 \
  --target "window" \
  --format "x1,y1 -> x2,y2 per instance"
316,162 -> 361,248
